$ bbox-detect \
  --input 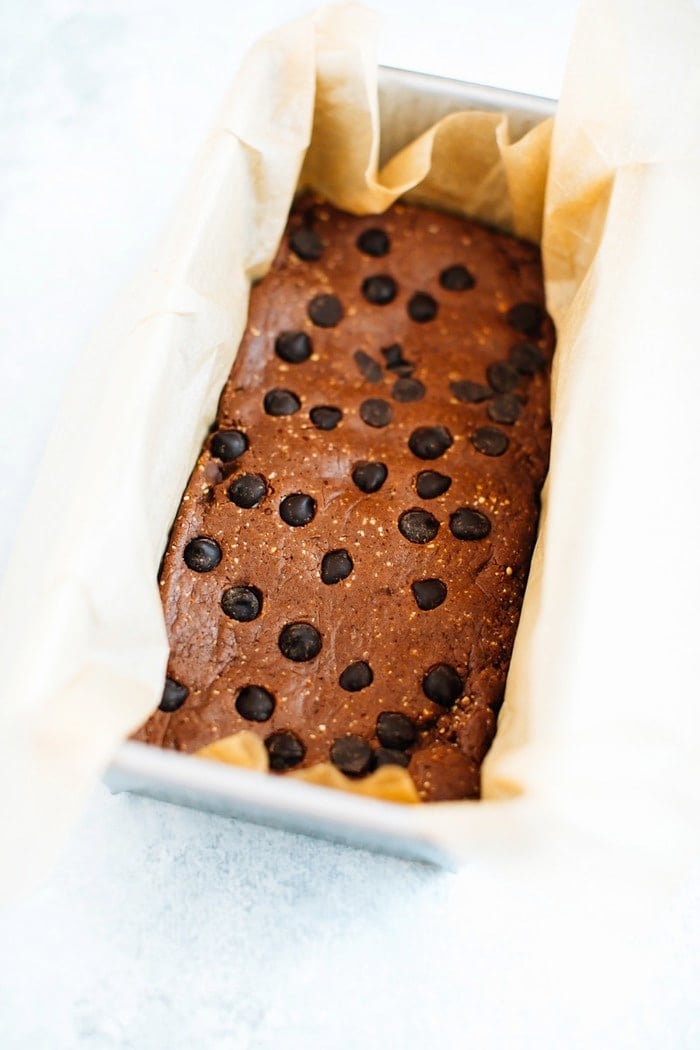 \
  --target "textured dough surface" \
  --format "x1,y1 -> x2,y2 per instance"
134,198 -> 554,801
